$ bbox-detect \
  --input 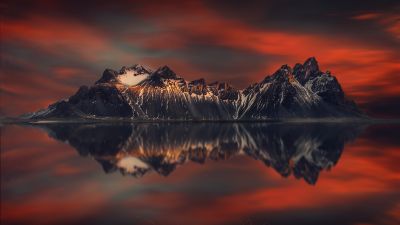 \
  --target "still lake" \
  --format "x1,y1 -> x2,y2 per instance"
1,122 -> 399,225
